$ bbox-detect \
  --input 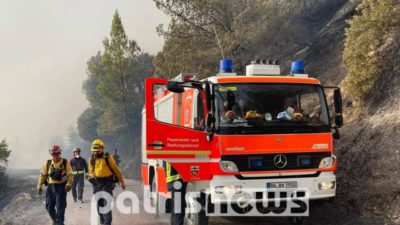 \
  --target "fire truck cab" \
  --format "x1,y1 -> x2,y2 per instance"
141,60 -> 343,224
